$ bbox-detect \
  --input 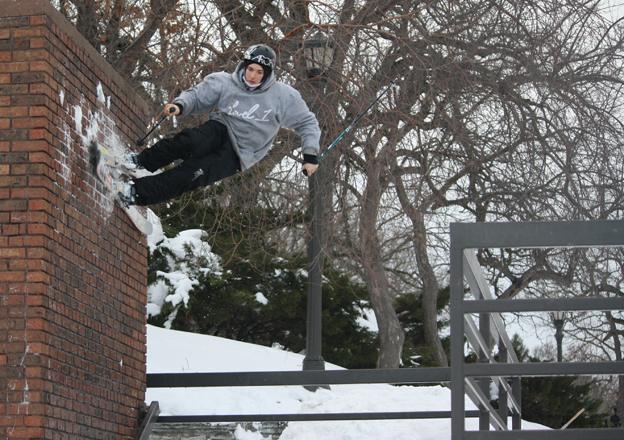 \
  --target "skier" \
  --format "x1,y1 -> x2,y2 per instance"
118,44 -> 321,206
